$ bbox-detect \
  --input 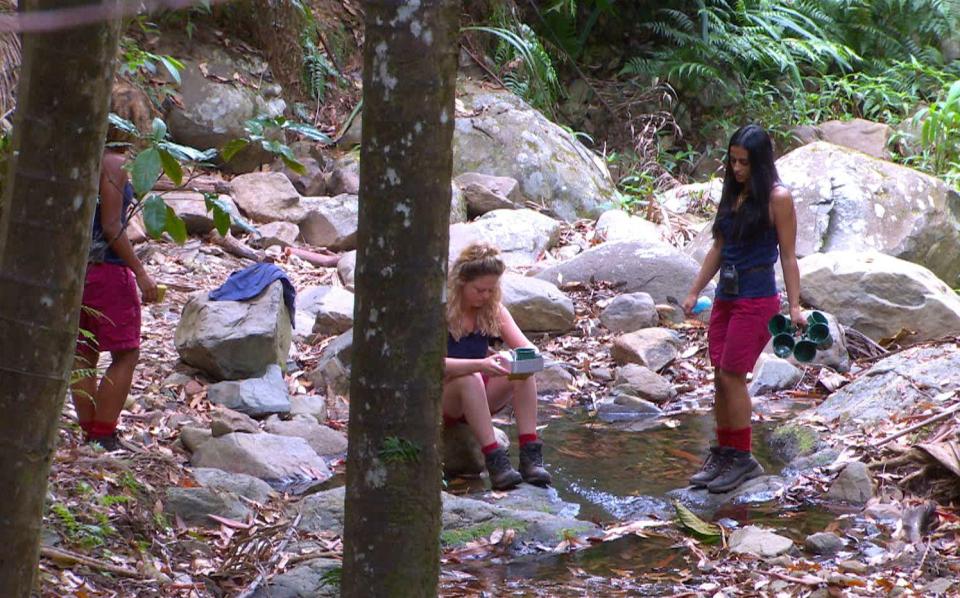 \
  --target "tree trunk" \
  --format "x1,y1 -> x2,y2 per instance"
0,0 -> 120,594
341,1 -> 459,596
